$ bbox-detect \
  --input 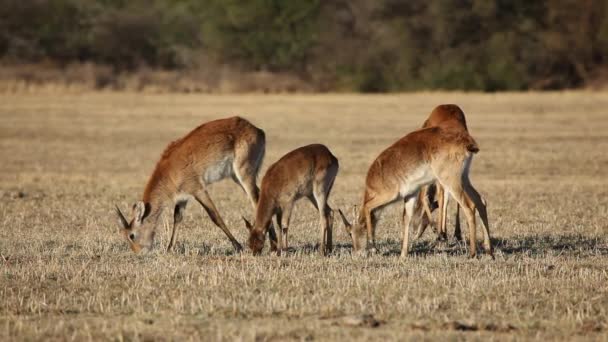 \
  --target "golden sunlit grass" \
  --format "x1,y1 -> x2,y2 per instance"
1,91 -> 607,340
